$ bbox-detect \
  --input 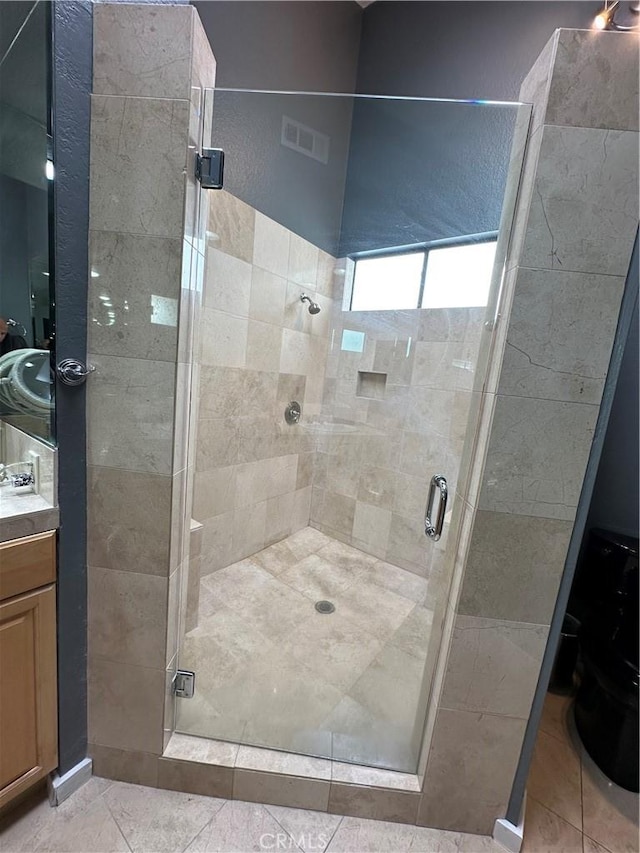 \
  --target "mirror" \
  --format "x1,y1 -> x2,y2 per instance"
0,0 -> 55,444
